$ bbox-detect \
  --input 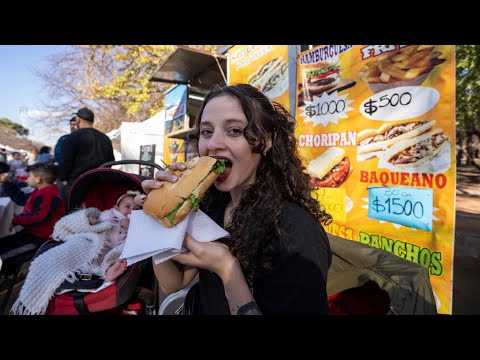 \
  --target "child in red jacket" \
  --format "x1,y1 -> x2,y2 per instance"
0,163 -> 65,272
